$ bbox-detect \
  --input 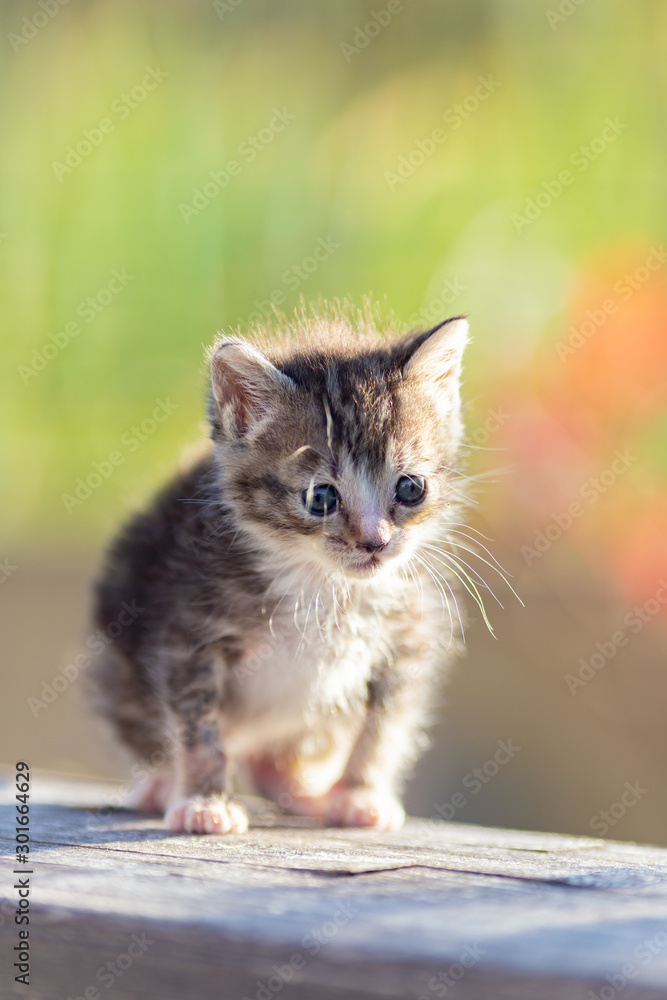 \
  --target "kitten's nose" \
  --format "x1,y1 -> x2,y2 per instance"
355,519 -> 391,554
357,539 -> 388,554
354,515 -> 391,555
